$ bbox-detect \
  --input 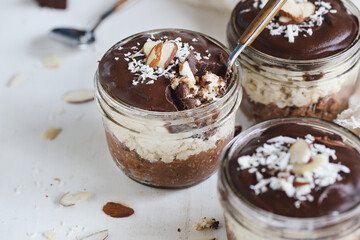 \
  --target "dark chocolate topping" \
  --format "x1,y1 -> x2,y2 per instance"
232,0 -> 359,60
228,123 -> 360,218
98,31 -> 230,112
